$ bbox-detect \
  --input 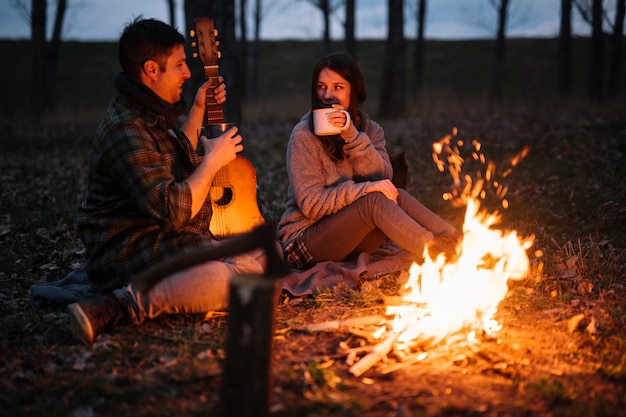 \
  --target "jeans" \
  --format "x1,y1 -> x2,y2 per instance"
301,189 -> 457,264
114,248 -> 266,325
